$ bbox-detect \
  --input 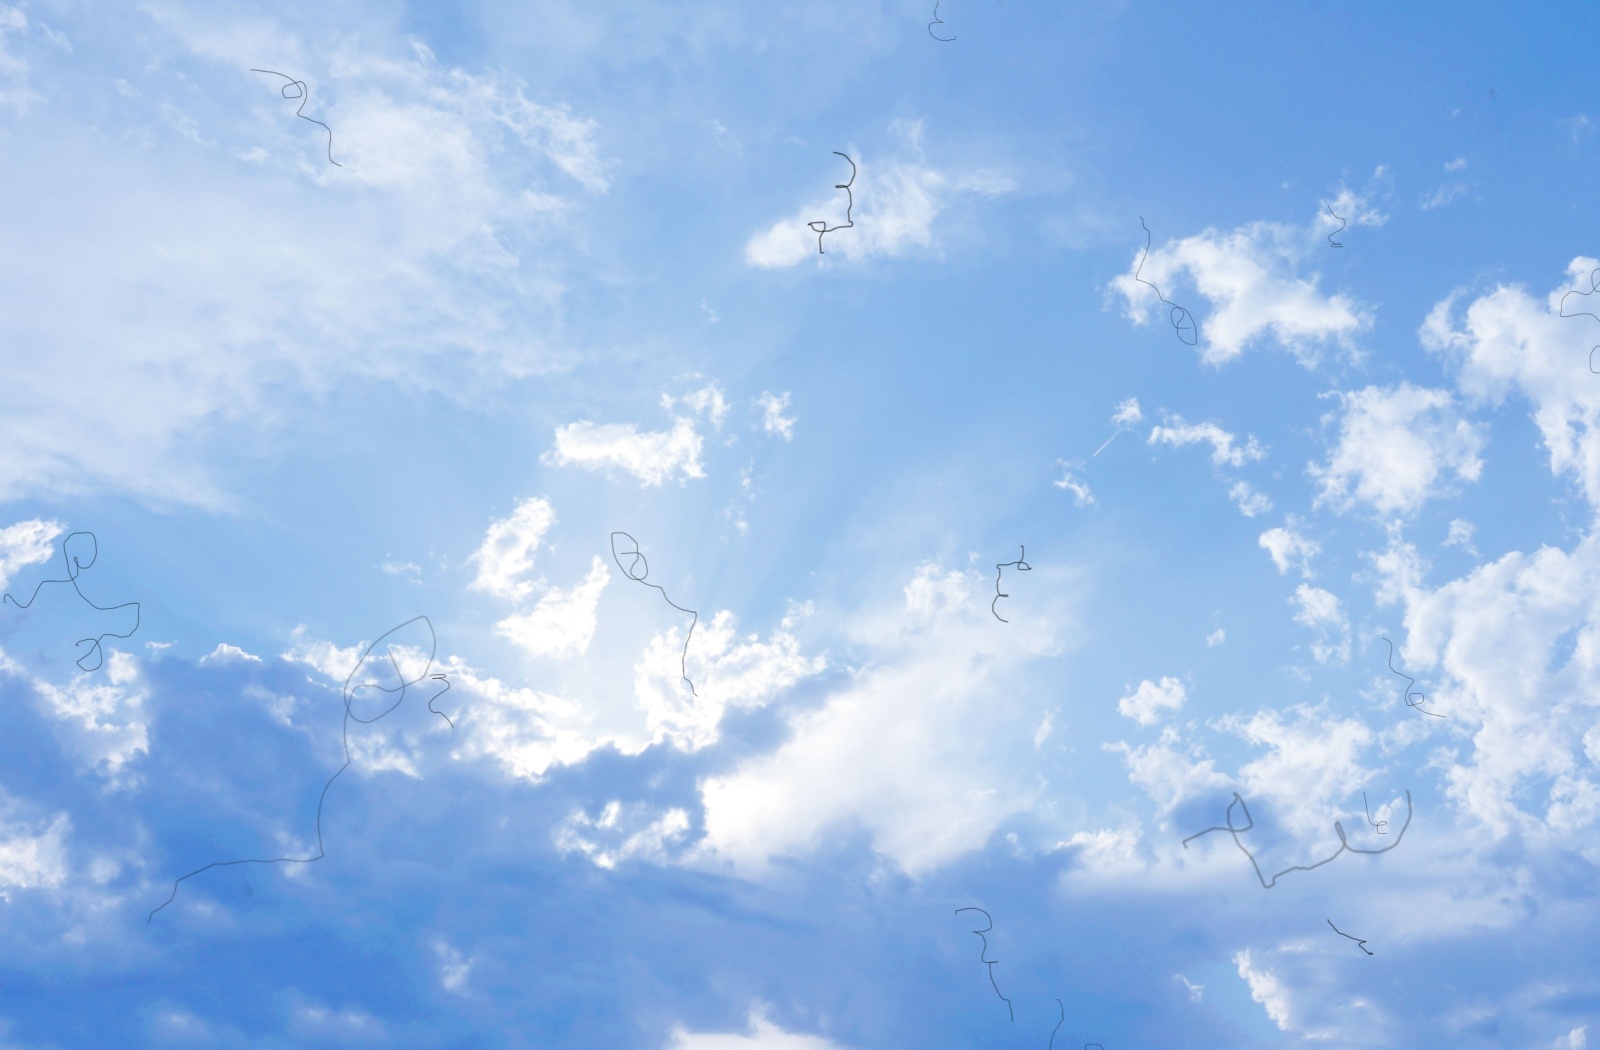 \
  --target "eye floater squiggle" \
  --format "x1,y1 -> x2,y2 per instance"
3,530 -> 140,673
251,68 -> 342,167
1133,218 -> 1198,346
148,616 -> 454,922
1182,789 -> 1412,889
992,545 -> 1032,623
611,531 -> 699,697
